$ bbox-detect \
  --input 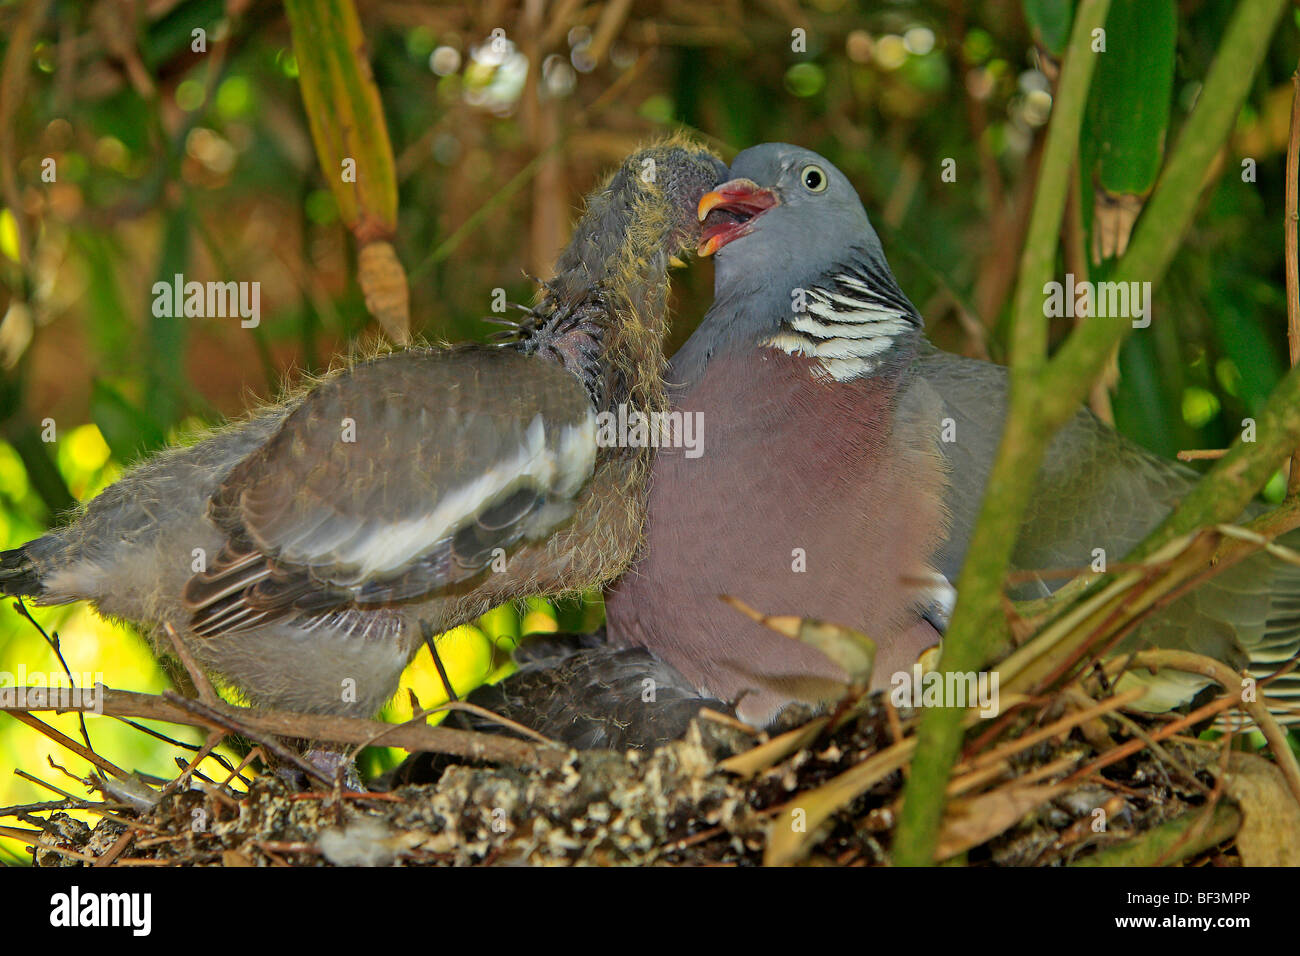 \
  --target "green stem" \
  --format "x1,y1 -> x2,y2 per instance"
1070,801 -> 1241,866
6,423 -> 75,522
894,0 -> 1112,866
1134,361 -> 1300,559
894,0 -> 1288,866
987,0 -> 1300,678
1041,0 -> 1290,430
1008,0 -> 1110,379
